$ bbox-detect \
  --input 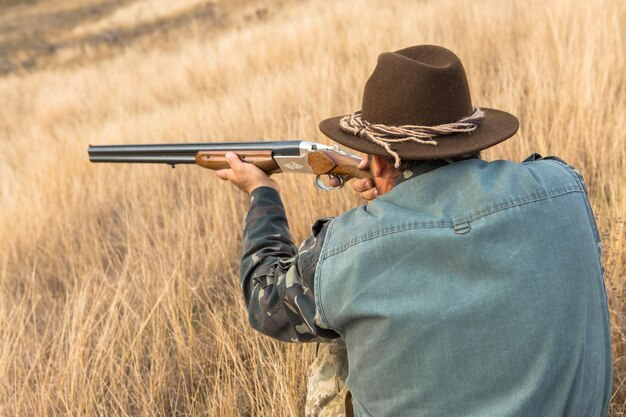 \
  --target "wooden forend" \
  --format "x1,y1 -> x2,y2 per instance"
195,150 -> 281,174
